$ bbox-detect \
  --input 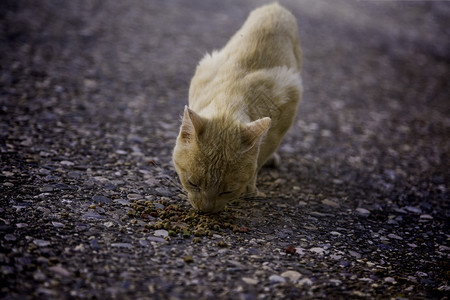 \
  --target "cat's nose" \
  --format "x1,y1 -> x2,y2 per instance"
198,200 -> 217,213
